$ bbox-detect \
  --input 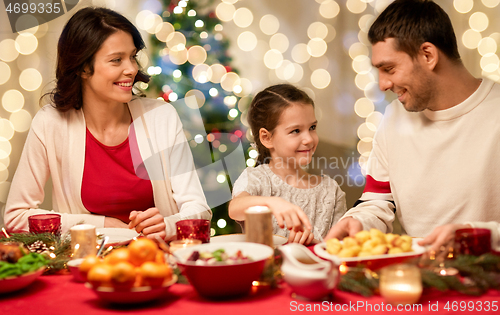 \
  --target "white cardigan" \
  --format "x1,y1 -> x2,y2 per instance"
4,98 -> 211,239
